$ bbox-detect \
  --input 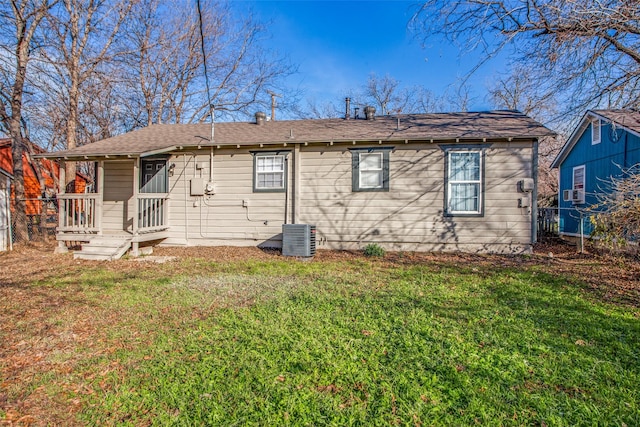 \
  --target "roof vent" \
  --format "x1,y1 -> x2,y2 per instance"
364,106 -> 376,120
255,111 -> 267,125
345,97 -> 351,120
